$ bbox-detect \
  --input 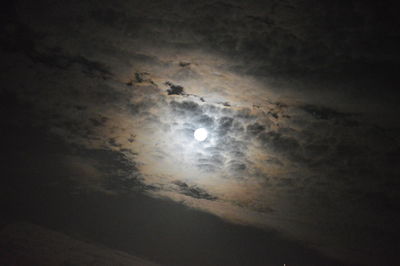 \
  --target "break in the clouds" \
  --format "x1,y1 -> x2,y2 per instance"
2,0 -> 400,265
